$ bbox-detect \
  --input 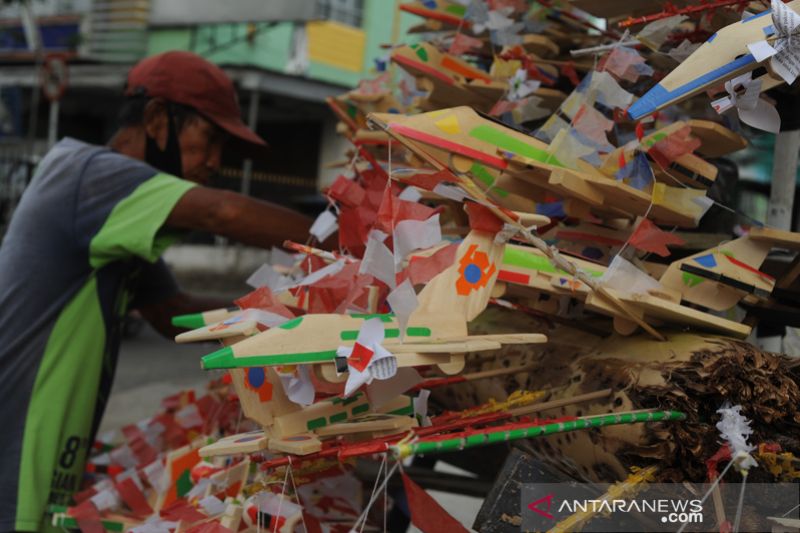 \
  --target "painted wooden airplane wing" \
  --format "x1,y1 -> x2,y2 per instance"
688,119 -> 747,159
520,35 -> 560,58
370,106 -> 709,226
465,78 -> 567,114
314,412 -> 418,438
175,313 -> 260,343
601,121 -> 719,189
200,430 -> 268,457
584,288 -> 752,338
659,227 -> 800,311
391,43 -> 496,112
172,306 -> 240,330
628,3 -> 800,119
392,43 -> 492,86
399,1 -> 469,29
498,242 -> 752,338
